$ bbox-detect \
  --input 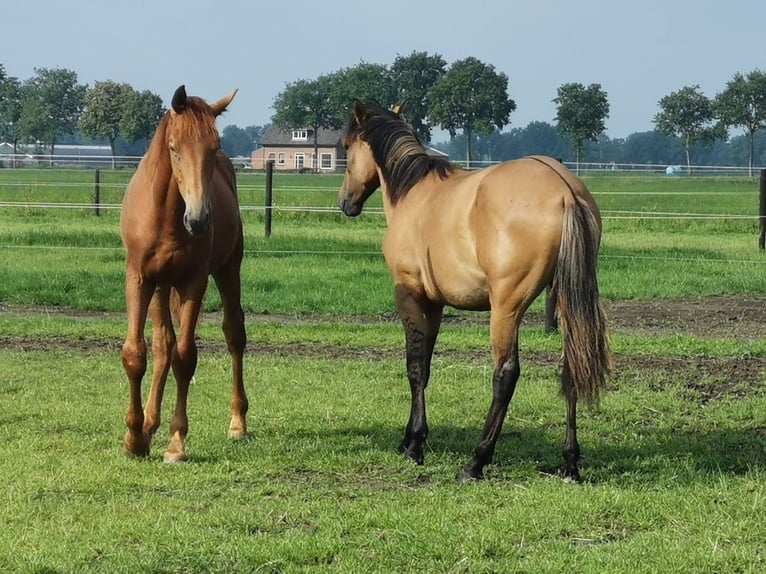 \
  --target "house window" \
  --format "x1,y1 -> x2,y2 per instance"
291,130 -> 308,141
294,153 -> 305,170
277,152 -> 285,166
320,153 -> 333,169
267,152 -> 276,163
